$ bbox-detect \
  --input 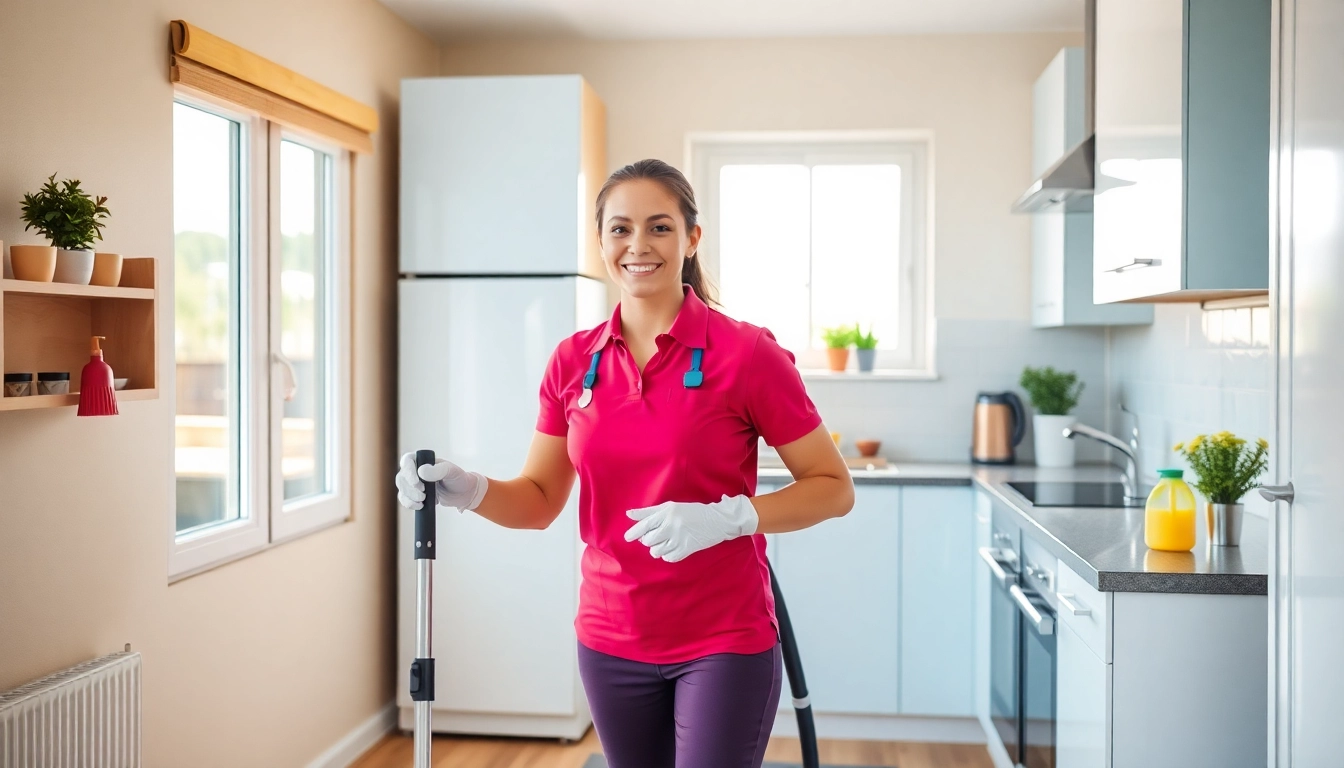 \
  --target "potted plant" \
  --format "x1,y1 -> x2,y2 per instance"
854,325 -> 878,373
1019,366 -> 1084,467
821,324 -> 855,372
20,174 -> 110,285
1174,432 -> 1268,546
